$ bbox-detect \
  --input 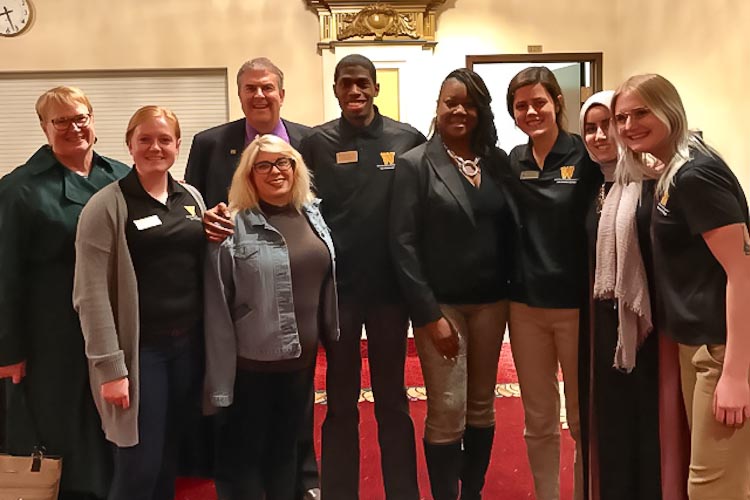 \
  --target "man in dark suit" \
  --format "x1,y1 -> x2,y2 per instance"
185,57 -> 312,208
185,57 -> 320,500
